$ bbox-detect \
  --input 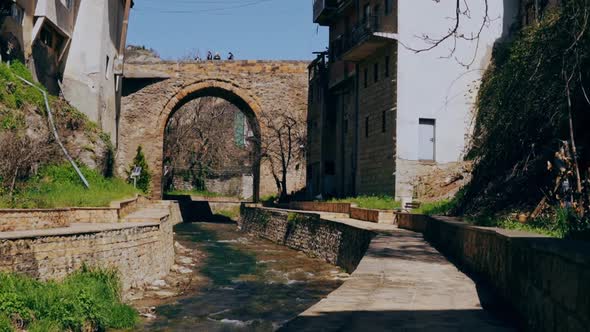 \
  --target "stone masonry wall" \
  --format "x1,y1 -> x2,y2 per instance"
119,61 -> 309,199
0,196 -> 147,232
239,206 -> 373,272
398,214 -> 590,332
0,204 -> 181,297
357,44 -> 398,195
